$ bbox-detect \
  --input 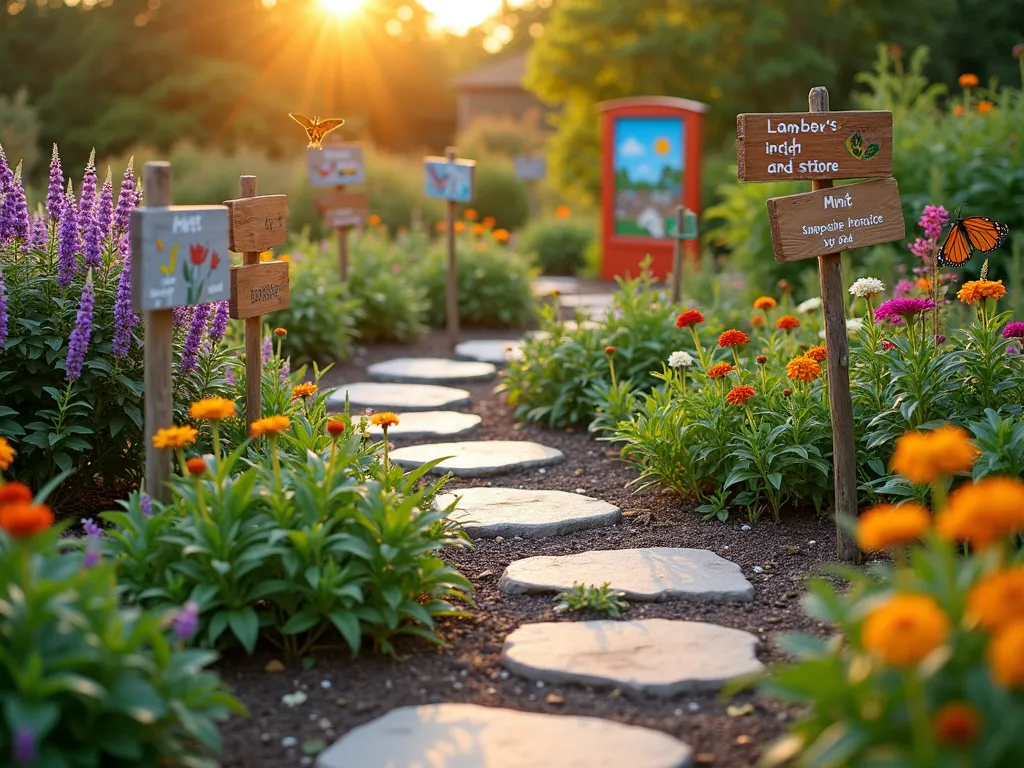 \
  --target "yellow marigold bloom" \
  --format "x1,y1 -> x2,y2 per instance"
482,216 -> 497,228
259,251 -> 273,262
250,415 -> 291,437
967,567 -> 1024,631
472,223 -> 486,236
805,345 -> 827,362
753,296 -> 776,310
953,104 -> 965,118
959,73 -> 979,88
152,425 -> 198,449
786,355 -> 821,383
937,477 -> 1024,549
856,503 -> 930,552
862,593 -> 950,667
0,437 -> 15,471
291,383 -> 318,399
278,254 -> 291,263
957,279 -> 1006,305
978,100 -> 995,114
989,620 -> 1024,688
370,412 -> 399,429
890,425 -> 979,484
189,397 -> 236,422
933,702 -> 982,746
